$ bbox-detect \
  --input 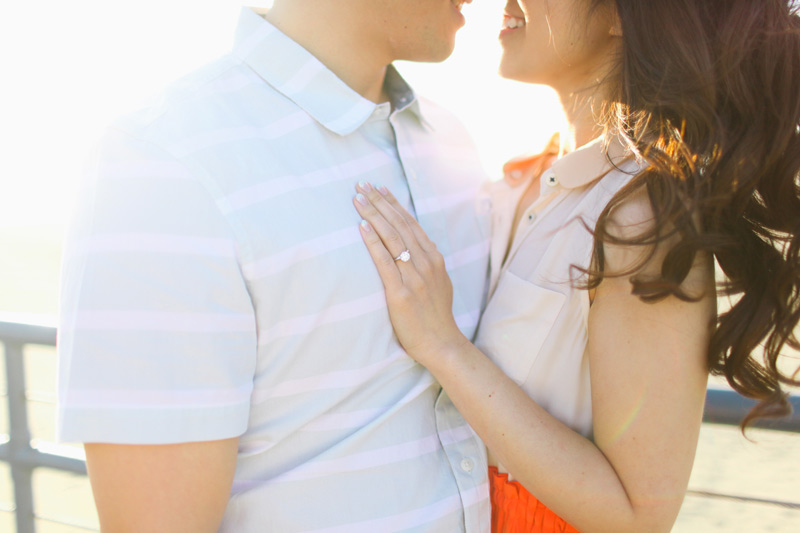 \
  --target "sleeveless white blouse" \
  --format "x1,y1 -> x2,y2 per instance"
476,136 -> 644,440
